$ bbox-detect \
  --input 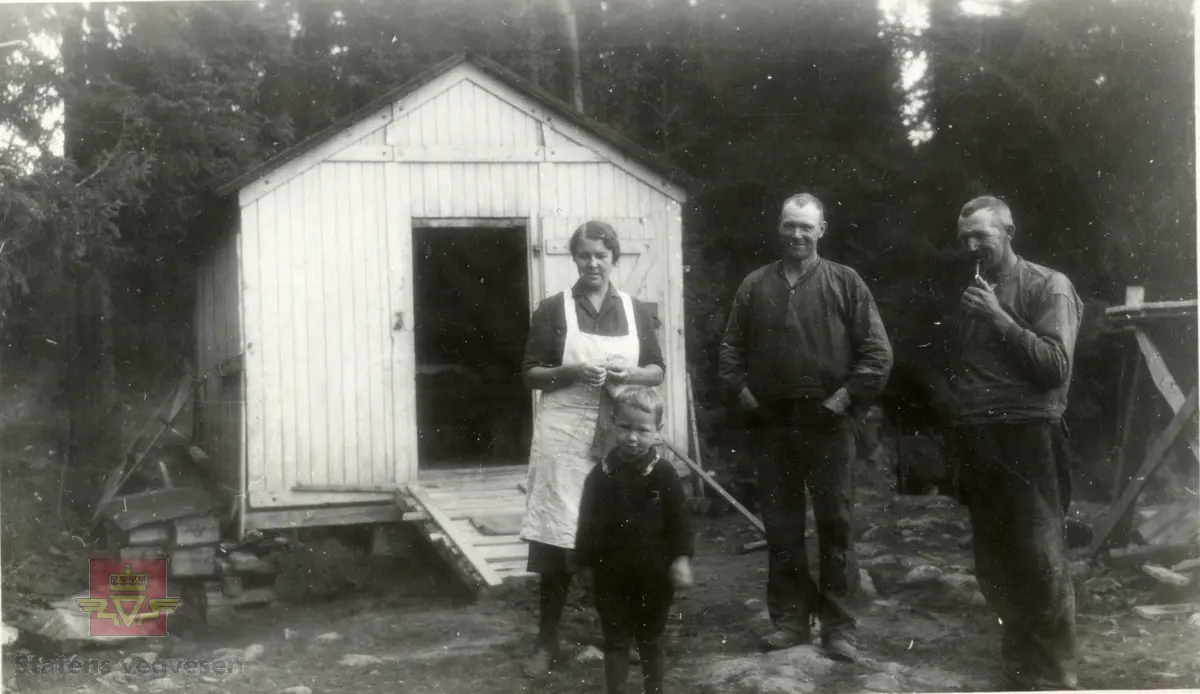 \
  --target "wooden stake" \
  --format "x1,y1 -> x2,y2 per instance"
661,438 -> 764,536
686,374 -> 705,500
